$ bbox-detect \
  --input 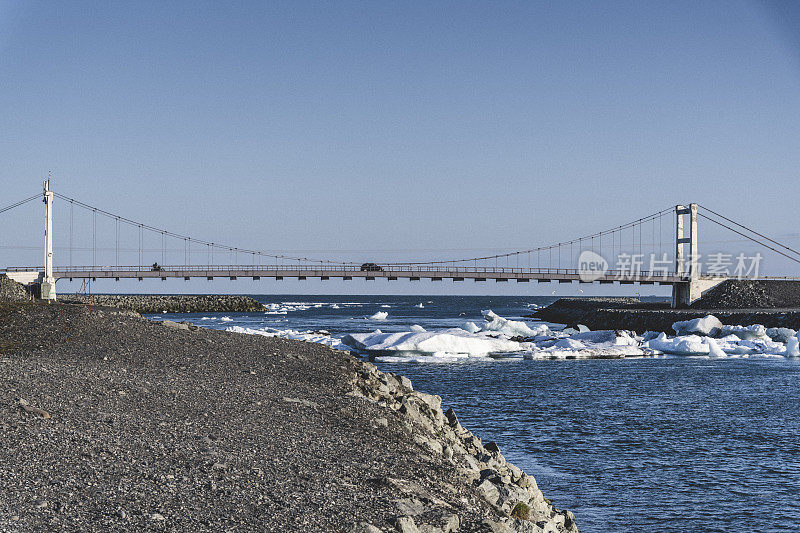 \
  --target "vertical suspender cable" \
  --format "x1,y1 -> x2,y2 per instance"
139,224 -> 143,268
69,200 -> 74,267
93,209 -> 97,266
115,218 -> 120,266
